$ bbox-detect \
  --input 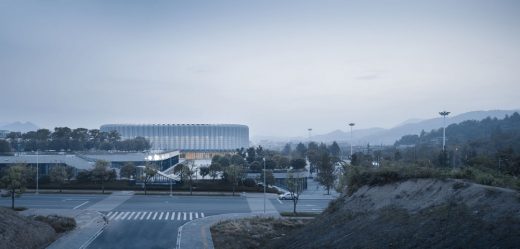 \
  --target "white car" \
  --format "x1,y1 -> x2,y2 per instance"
278,192 -> 298,200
